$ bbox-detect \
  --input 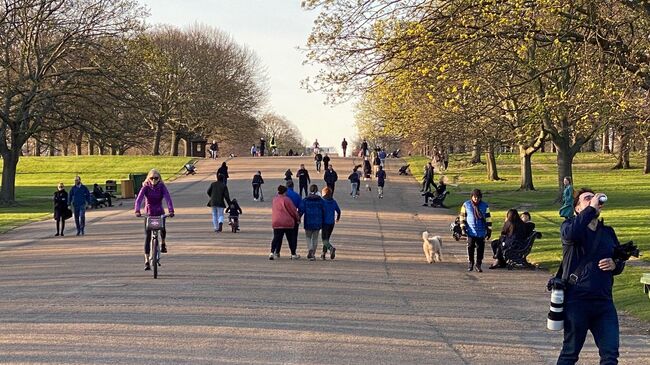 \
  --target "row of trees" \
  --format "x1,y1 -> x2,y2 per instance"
303,0 -> 650,191
0,0 -> 304,203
